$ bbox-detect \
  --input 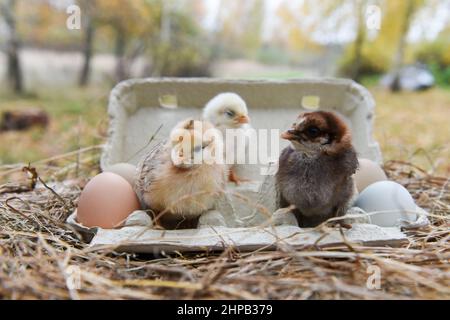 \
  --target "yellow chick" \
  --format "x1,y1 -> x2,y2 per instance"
134,119 -> 227,229
202,92 -> 252,184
